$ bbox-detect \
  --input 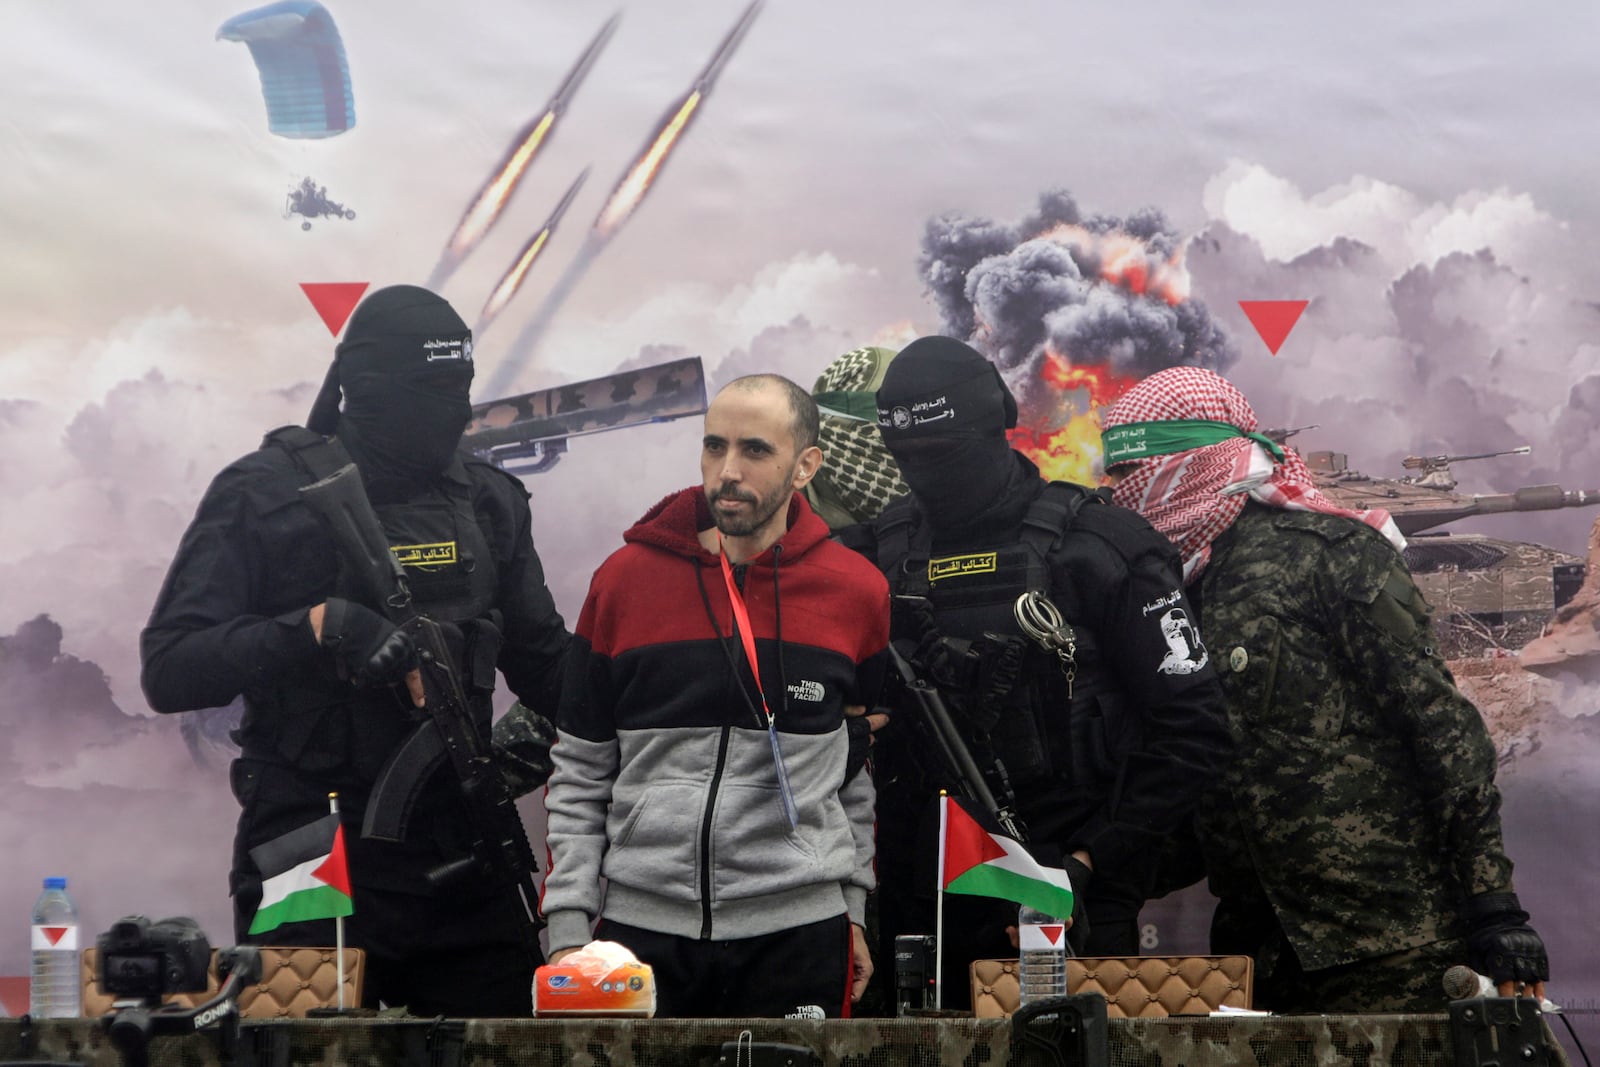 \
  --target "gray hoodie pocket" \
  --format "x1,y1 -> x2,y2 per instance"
708,782 -> 823,901
603,781 -> 703,901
